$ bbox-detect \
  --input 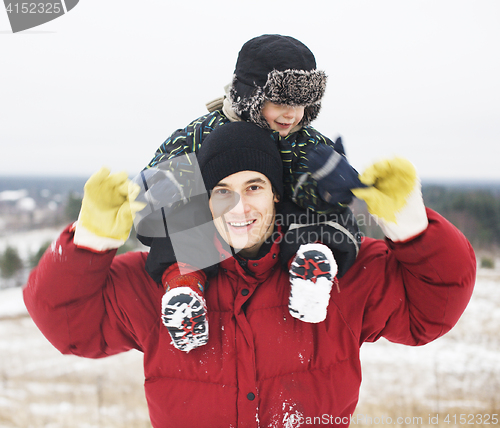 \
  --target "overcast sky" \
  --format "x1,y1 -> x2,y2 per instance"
1,0 -> 499,181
